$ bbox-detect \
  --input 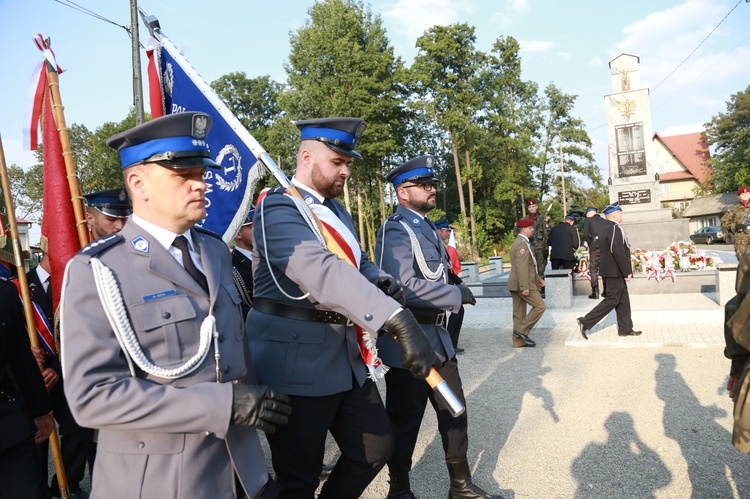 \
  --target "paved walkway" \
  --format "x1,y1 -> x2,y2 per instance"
354,292 -> 748,498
